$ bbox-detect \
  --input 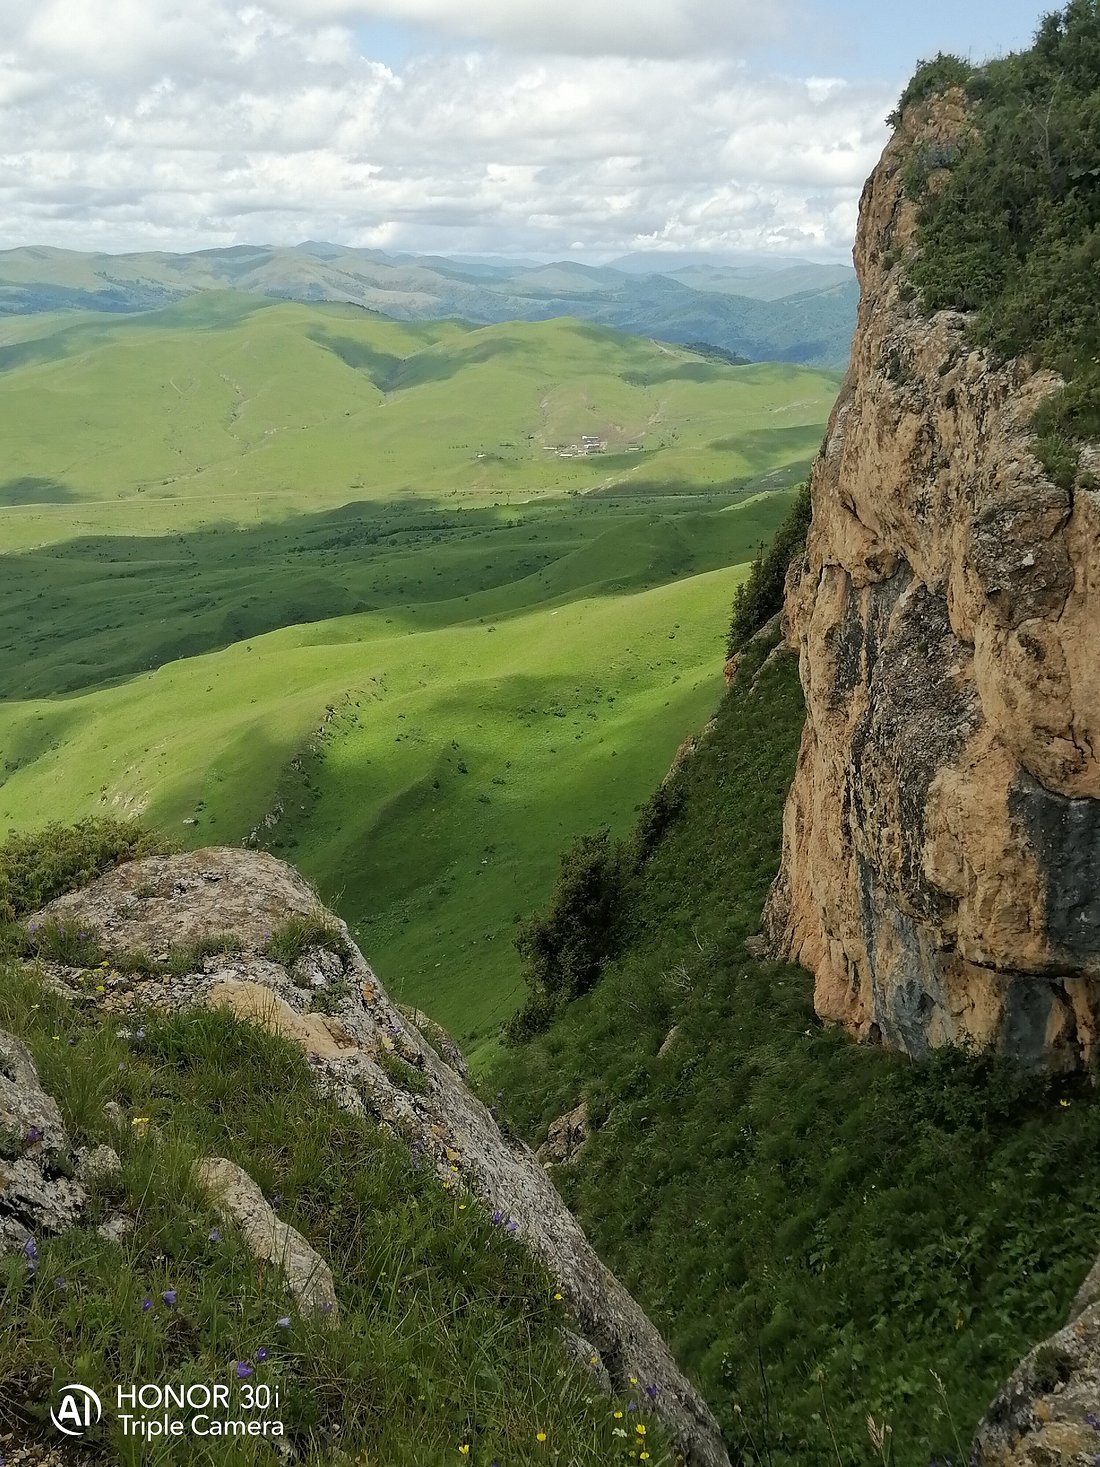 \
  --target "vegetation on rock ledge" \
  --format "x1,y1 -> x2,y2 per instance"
900,0 -> 1100,484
